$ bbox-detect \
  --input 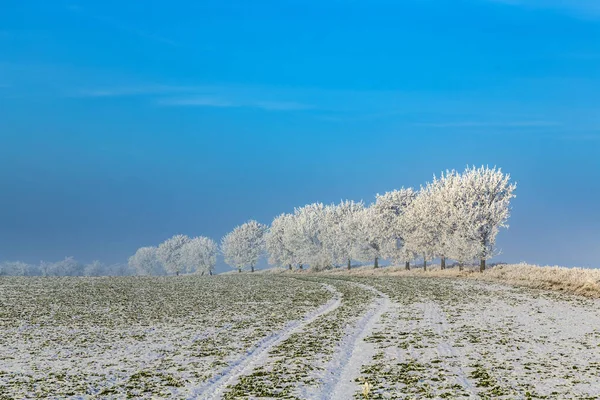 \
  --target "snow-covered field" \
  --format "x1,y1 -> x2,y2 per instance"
1,275 -> 599,399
